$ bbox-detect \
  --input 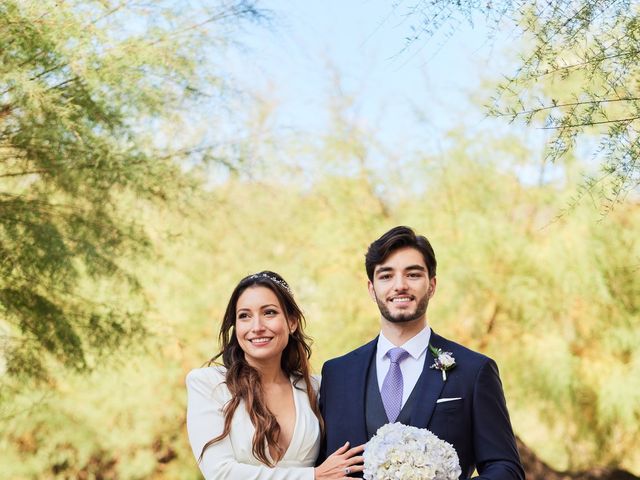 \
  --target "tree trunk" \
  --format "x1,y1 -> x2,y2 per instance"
517,436 -> 640,480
